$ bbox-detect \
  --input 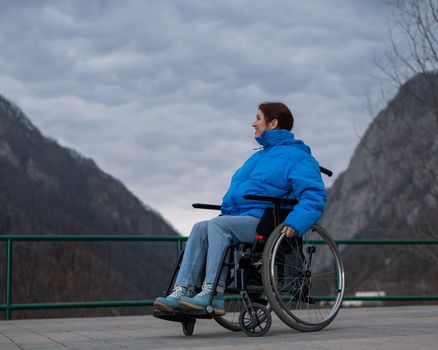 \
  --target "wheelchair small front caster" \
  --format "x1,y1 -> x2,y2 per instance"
182,318 -> 196,336
239,303 -> 272,337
